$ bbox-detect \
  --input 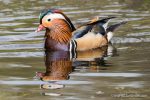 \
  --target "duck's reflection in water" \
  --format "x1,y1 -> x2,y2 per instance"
36,44 -> 116,91
36,50 -> 73,90
73,44 -> 117,71
43,51 -> 72,81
